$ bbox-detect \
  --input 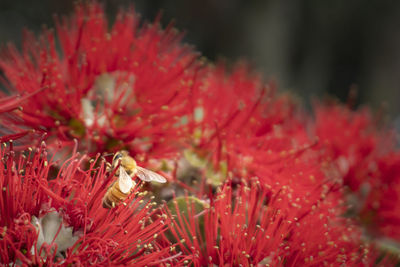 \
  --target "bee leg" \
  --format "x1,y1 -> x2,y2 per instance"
105,162 -> 112,172
103,199 -> 112,209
